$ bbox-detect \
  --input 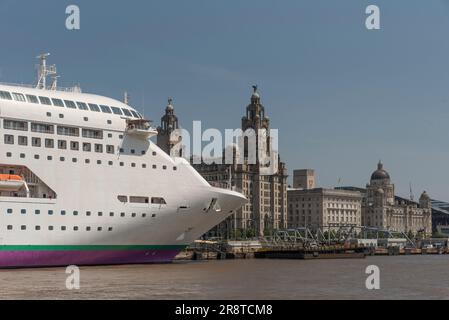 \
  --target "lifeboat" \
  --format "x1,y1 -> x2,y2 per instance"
0,174 -> 25,192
